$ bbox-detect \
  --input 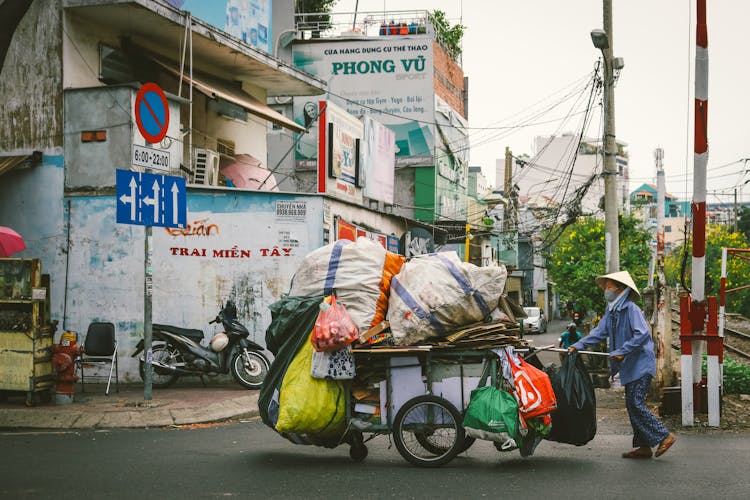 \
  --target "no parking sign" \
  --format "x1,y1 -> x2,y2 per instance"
134,82 -> 169,144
